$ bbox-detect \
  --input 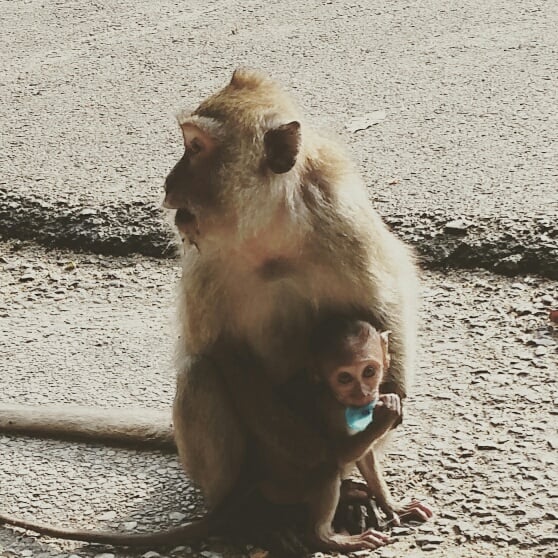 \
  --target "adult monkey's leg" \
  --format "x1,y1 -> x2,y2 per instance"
173,354 -> 247,508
